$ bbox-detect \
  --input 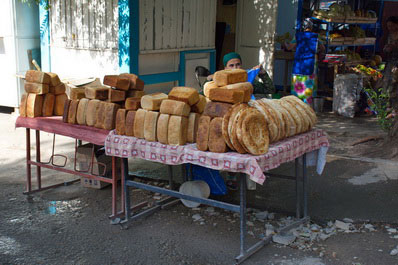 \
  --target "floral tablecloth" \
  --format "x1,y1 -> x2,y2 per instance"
105,129 -> 329,185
